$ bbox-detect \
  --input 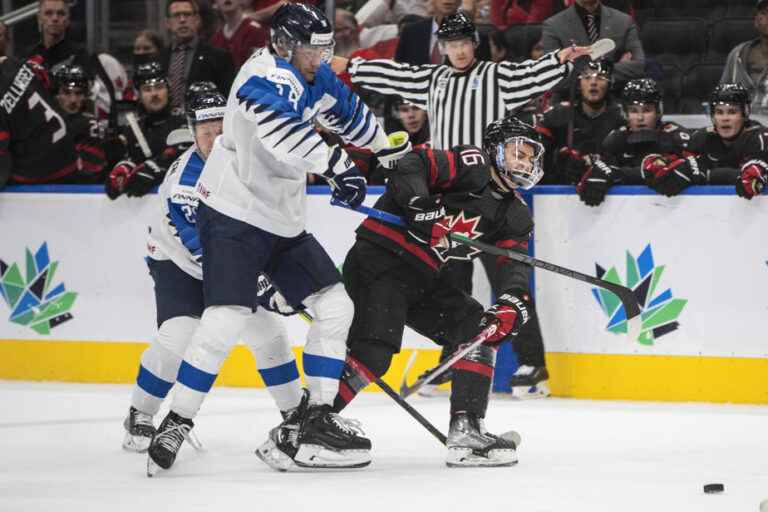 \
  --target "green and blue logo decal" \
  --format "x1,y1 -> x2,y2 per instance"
0,243 -> 77,334
593,244 -> 687,345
